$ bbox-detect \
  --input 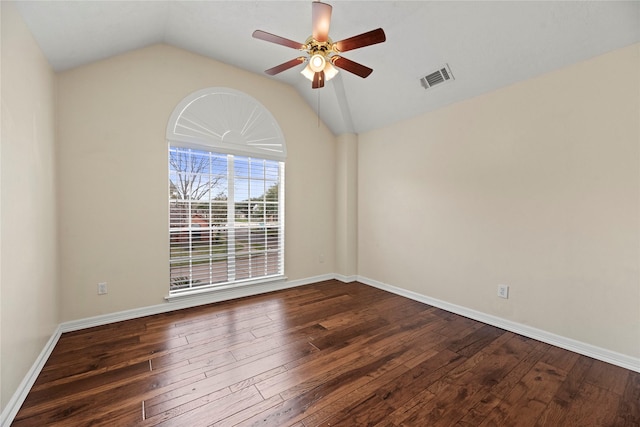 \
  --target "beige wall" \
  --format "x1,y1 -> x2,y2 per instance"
56,44 -> 336,321
0,1 -> 59,410
335,133 -> 358,277
358,43 -> 640,358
